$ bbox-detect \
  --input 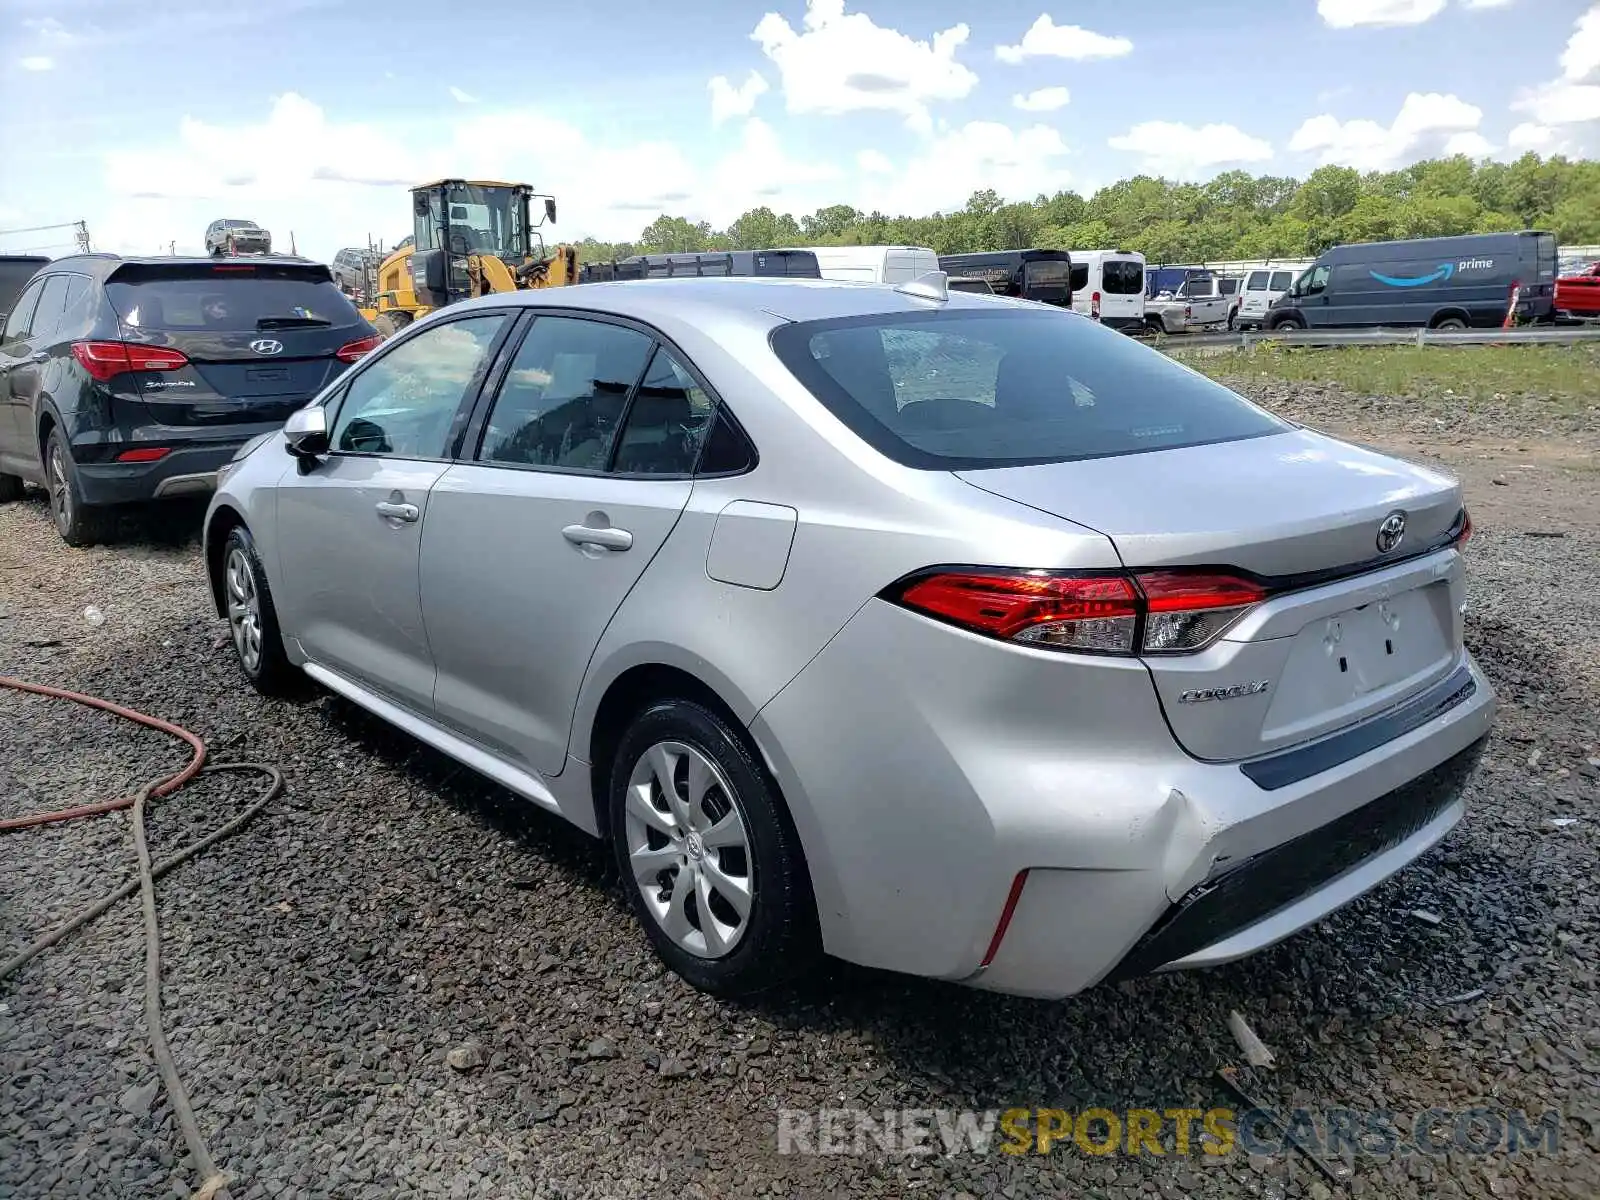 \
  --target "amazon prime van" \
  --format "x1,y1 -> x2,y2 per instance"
1263,231 -> 1557,330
